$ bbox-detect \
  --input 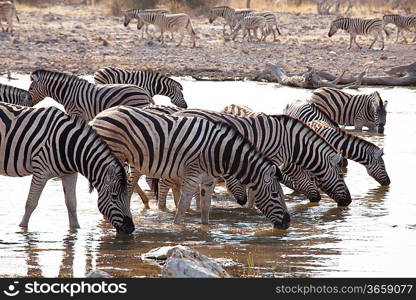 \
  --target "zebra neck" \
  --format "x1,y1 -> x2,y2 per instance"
332,129 -> 377,164
47,77 -> 92,106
